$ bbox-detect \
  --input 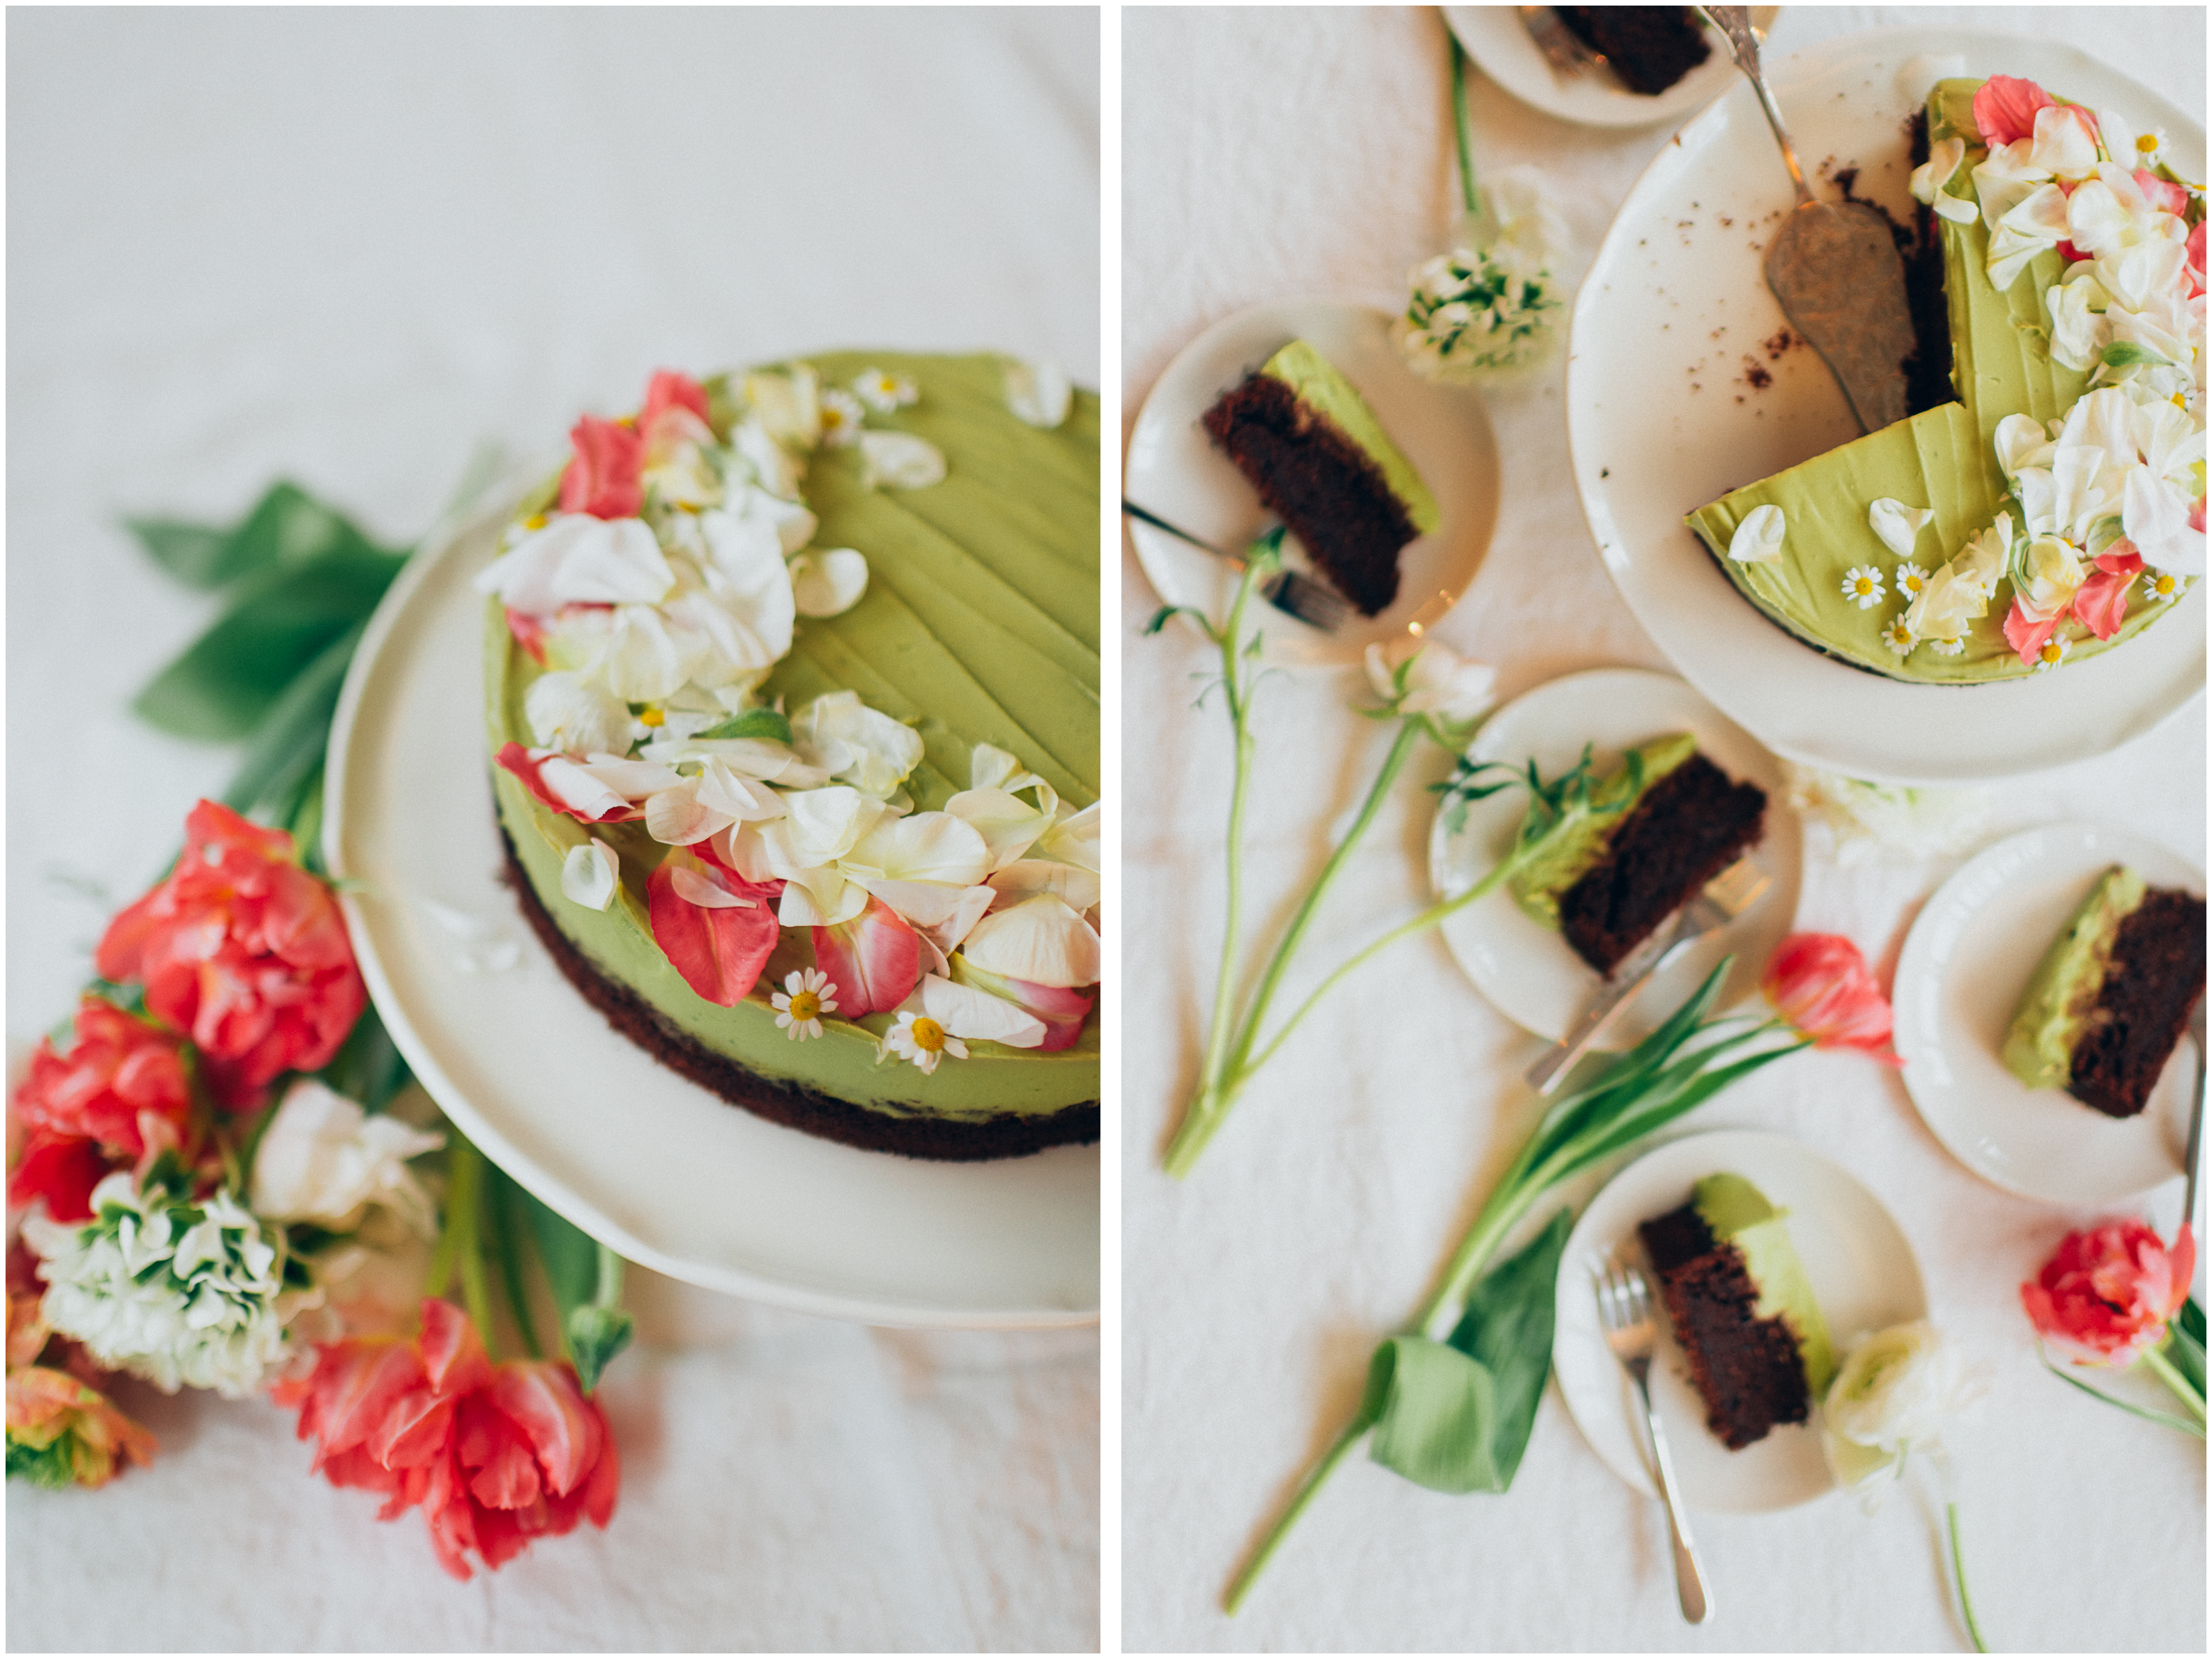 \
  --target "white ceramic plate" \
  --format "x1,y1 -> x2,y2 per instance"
1124,298 -> 1499,667
1445,6 -> 1779,130
323,496 -> 1099,1330
1565,28 -> 2206,783
1893,822 -> 2202,1207
1429,668 -> 1801,1044
1554,1129 -> 1926,1513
